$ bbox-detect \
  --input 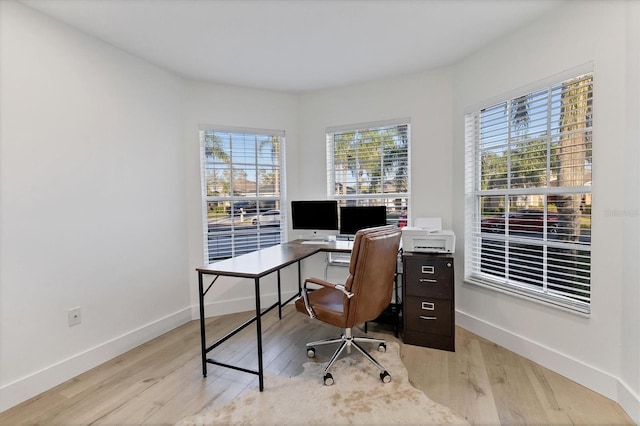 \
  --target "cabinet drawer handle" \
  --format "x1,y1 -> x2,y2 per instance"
419,316 -> 437,320
421,266 -> 435,274
421,302 -> 434,310
419,278 -> 437,283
